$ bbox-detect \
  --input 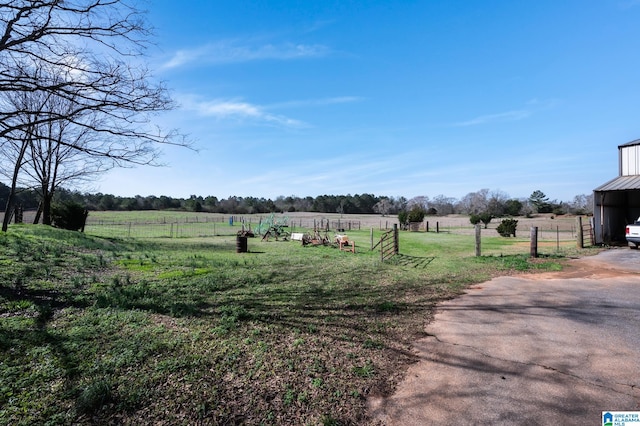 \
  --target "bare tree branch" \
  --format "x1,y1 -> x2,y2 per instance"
0,1 -> 190,231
